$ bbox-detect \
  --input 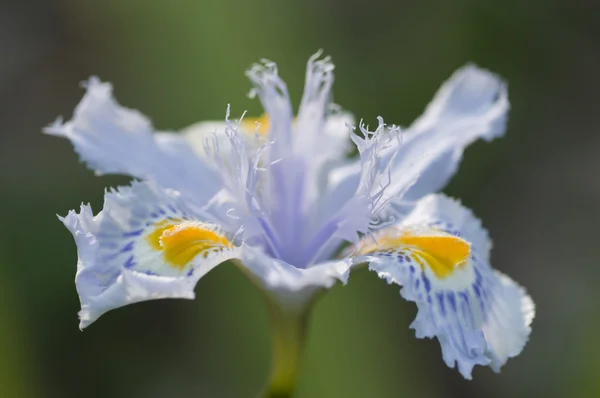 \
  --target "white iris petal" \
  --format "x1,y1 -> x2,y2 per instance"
49,53 -> 532,379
